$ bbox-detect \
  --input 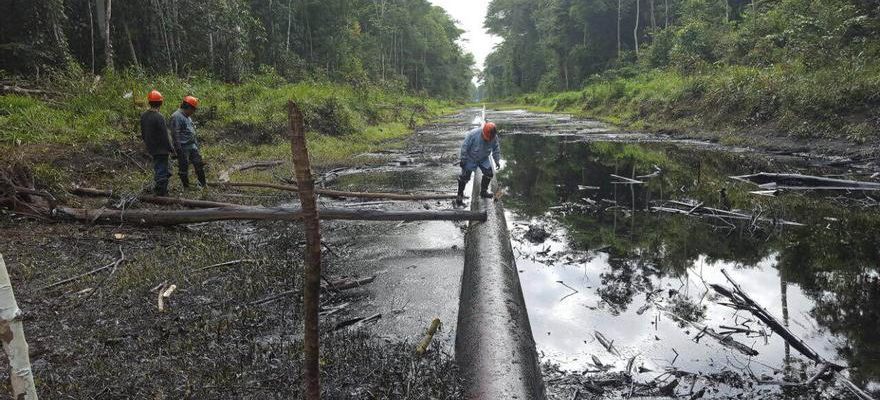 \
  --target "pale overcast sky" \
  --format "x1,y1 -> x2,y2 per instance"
428,0 -> 501,77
